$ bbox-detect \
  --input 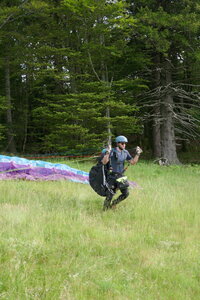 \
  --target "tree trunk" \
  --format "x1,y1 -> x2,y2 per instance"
22,78 -> 29,153
152,54 -> 161,158
153,110 -> 161,158
5,57 -> 16,153
160,59 -> 180,164
99,26 -> 112,147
